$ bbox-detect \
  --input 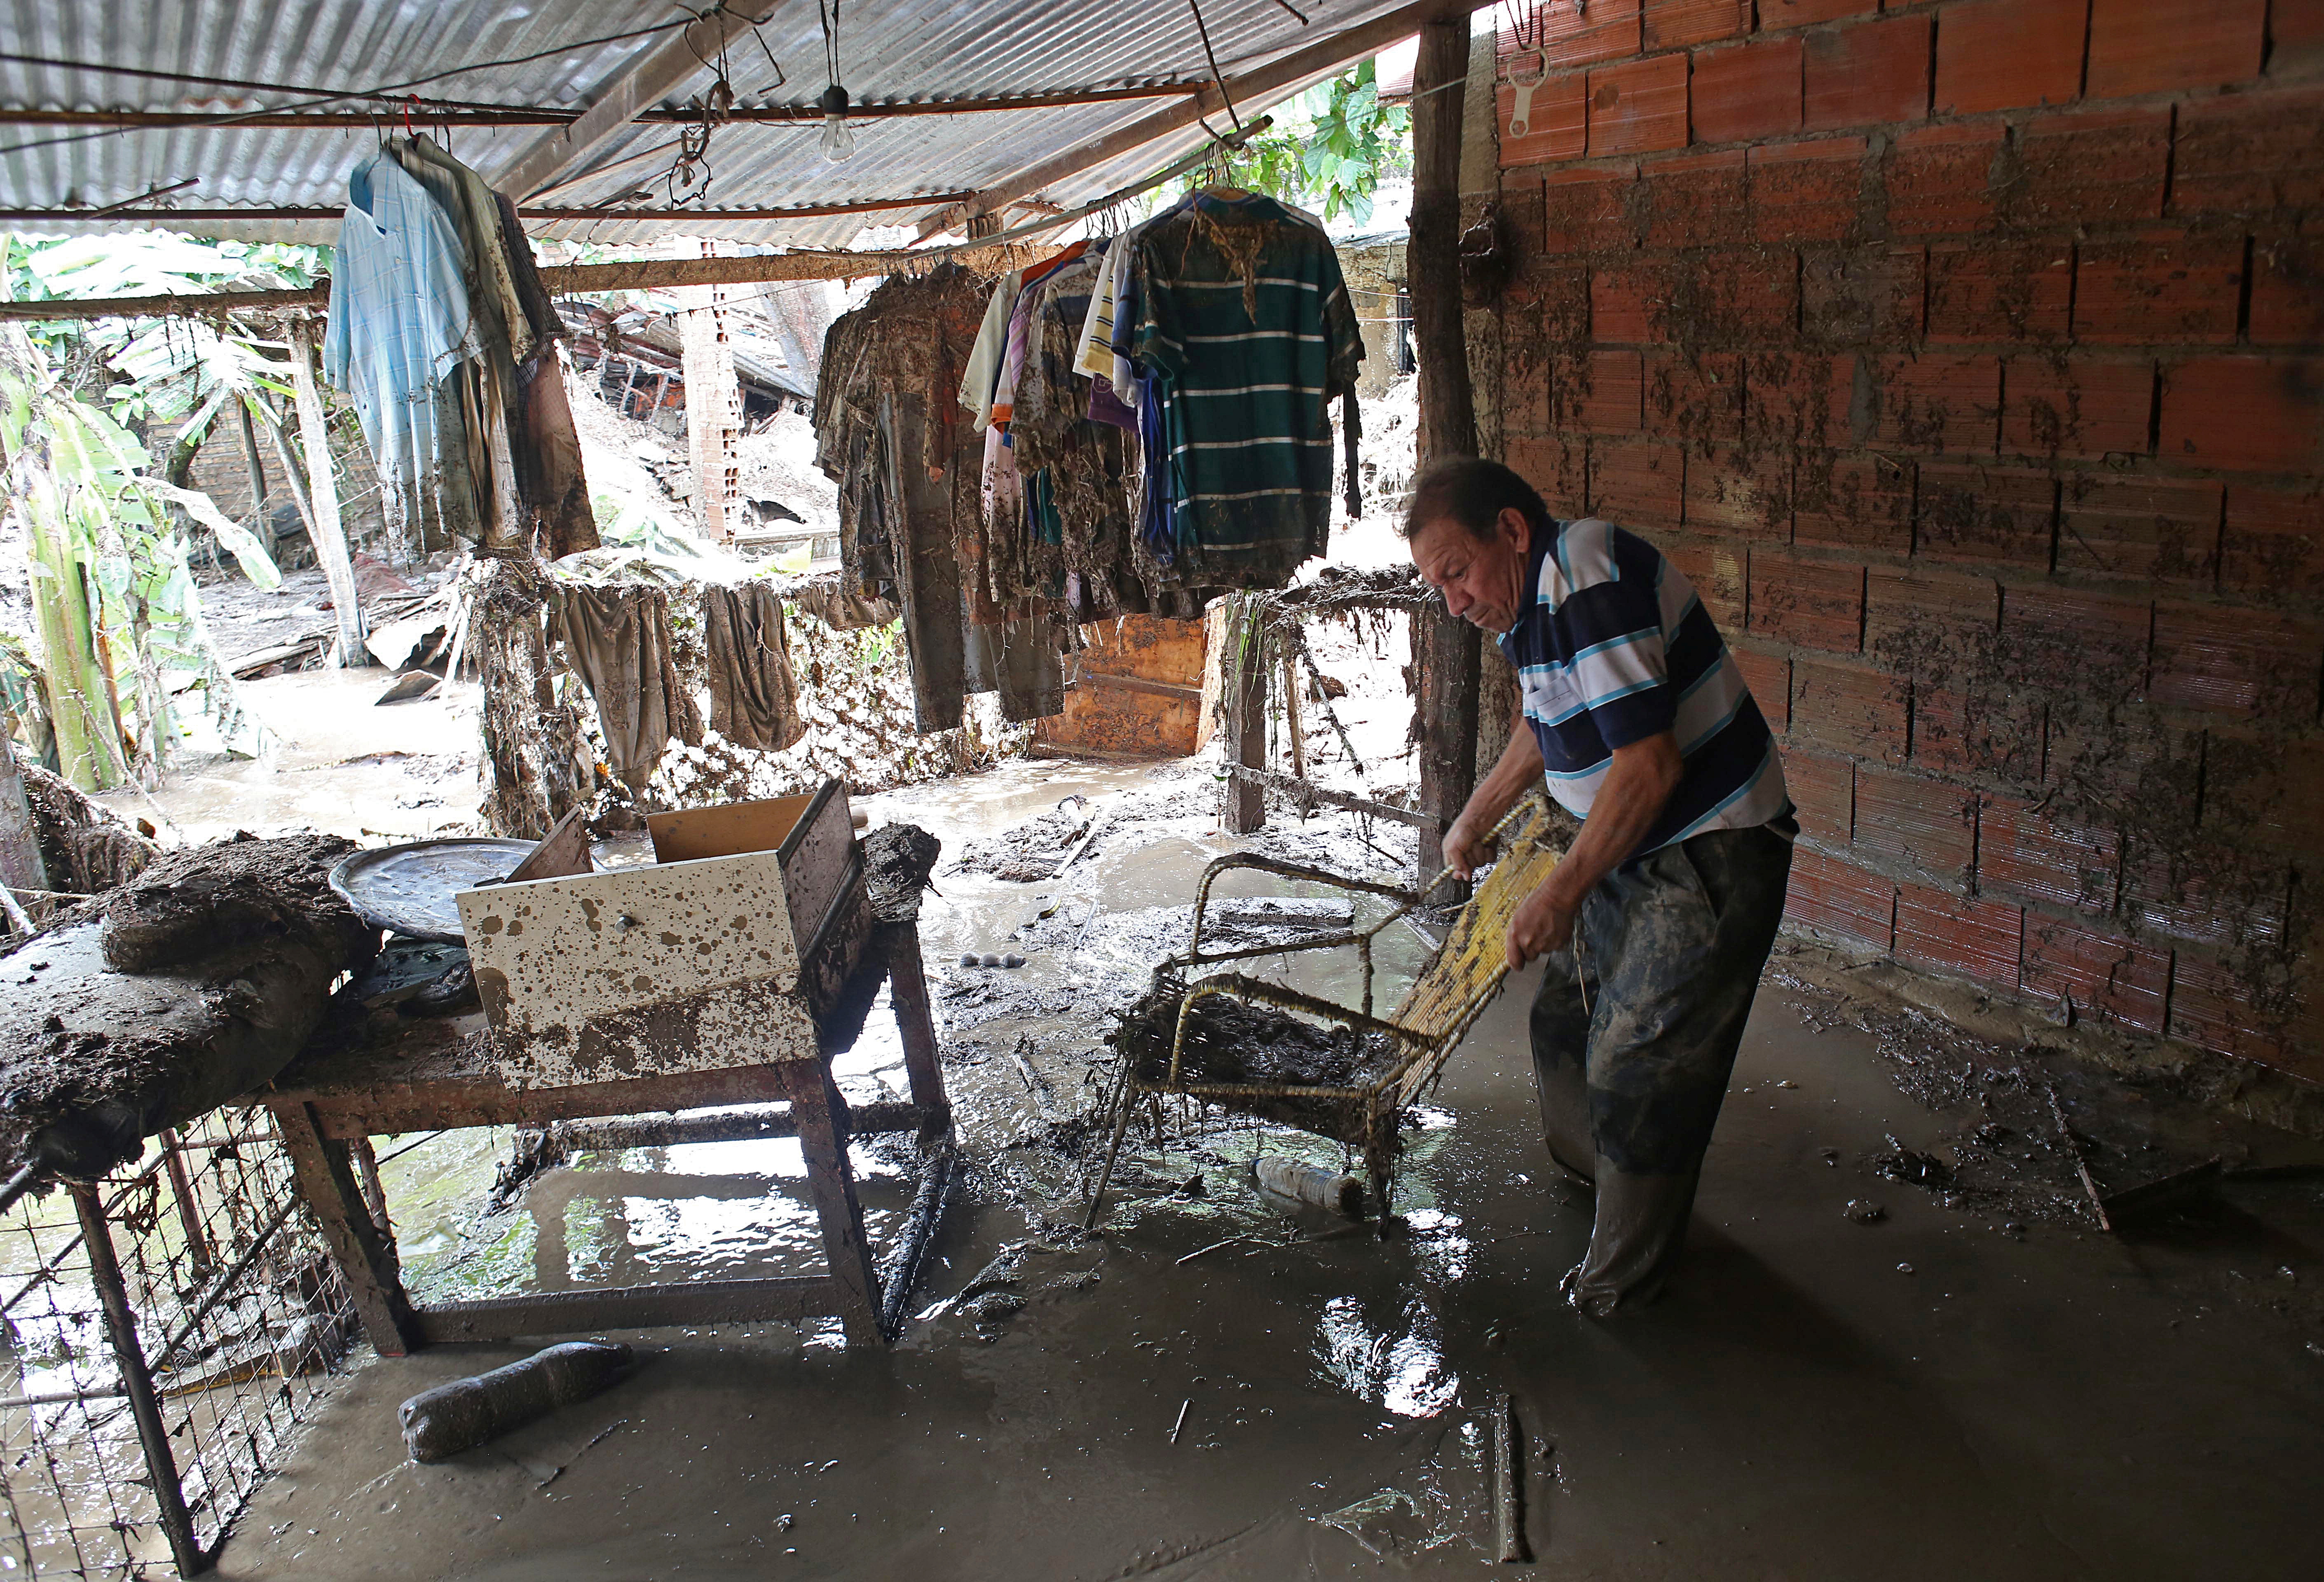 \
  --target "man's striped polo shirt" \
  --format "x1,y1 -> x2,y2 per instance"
1498,517 -> 1792,862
